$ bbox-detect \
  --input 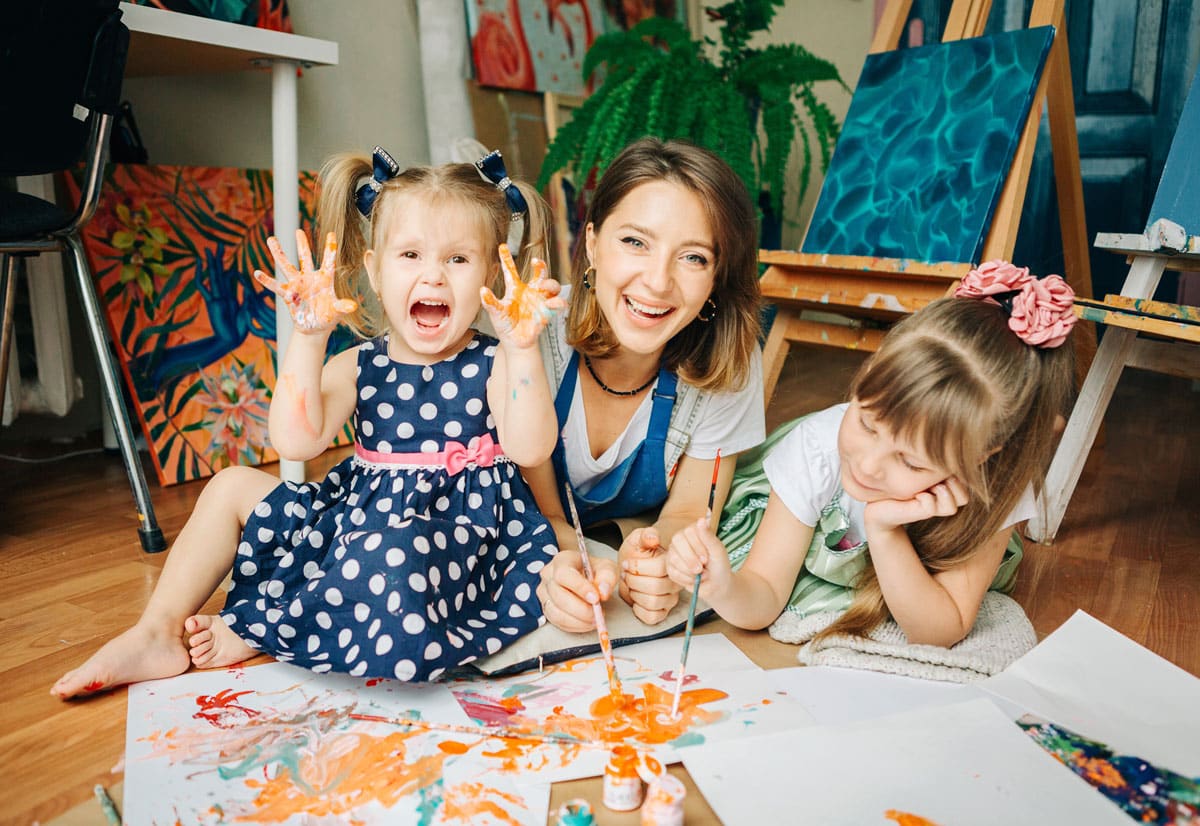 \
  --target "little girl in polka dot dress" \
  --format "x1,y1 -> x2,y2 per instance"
52,147 -> 565,697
